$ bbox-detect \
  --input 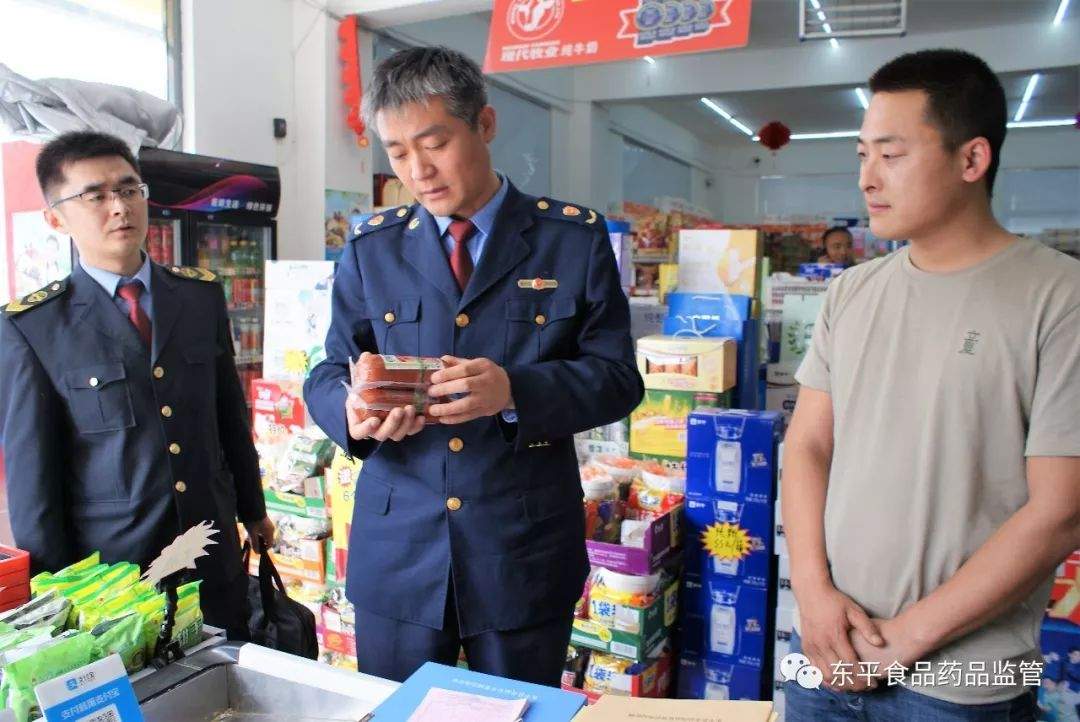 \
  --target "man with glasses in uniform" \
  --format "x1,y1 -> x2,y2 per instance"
0,131 -> 273,638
